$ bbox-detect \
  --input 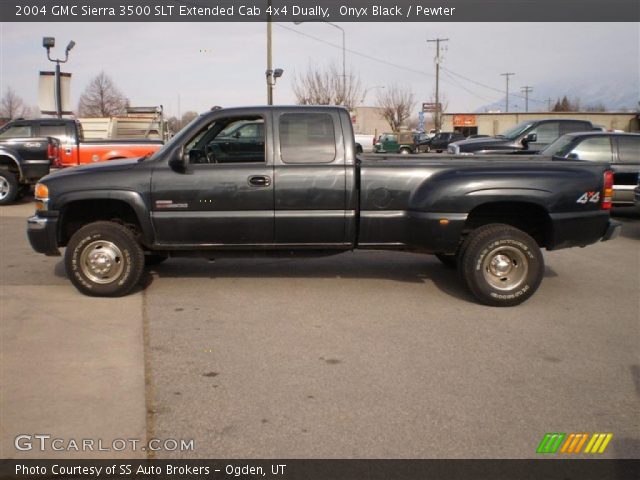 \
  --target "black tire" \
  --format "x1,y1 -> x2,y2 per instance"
435,253 -> 457,268
16,184 -> 31,200
424,145 -> 431,153
0,169 -> 19,205
460,224 -> 544,307
145,253 -> 169,266
65,221 -> 145,297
